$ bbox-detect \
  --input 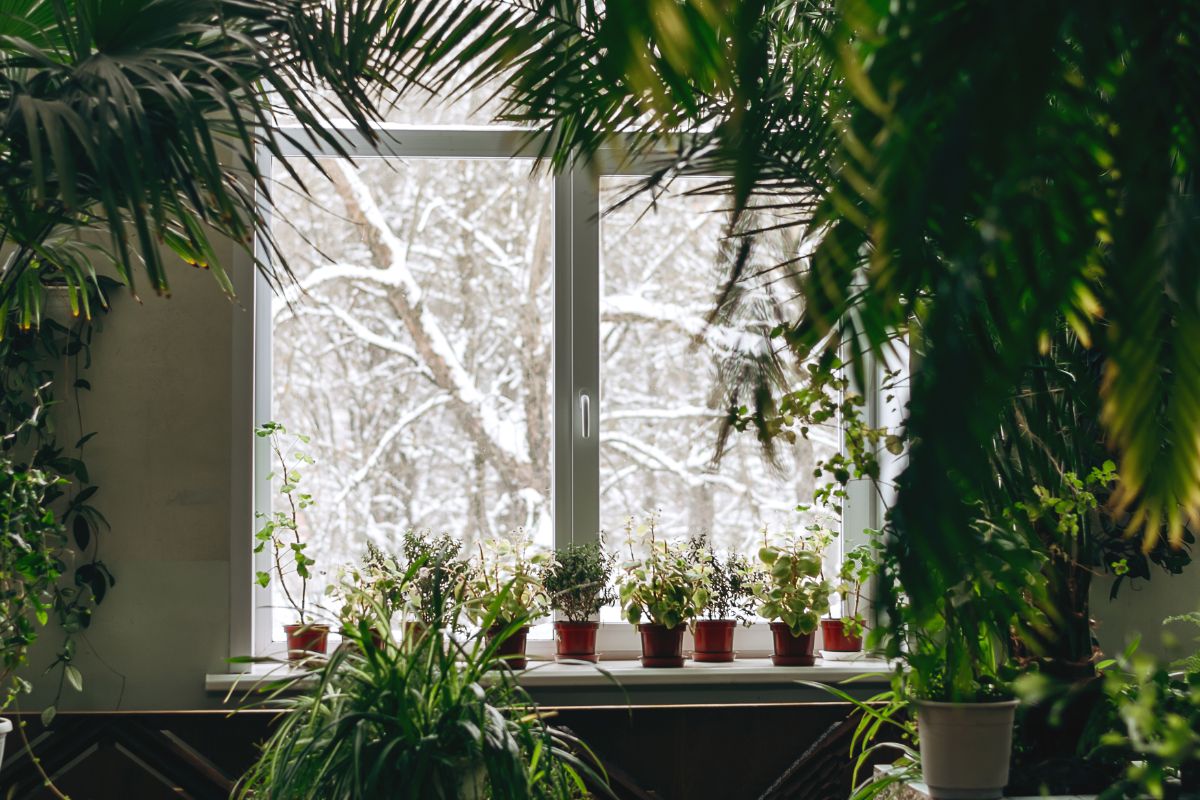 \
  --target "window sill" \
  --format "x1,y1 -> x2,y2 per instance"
207,657 -> 893,707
